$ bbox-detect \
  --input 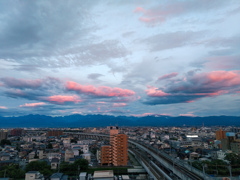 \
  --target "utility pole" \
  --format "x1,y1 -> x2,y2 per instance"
228,165 -> 232,180
78,165 -> 80,179
4,169 -> 6,178
202,164 -> 206,180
